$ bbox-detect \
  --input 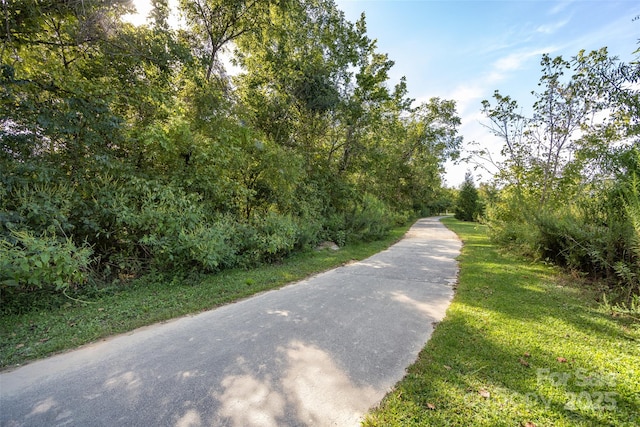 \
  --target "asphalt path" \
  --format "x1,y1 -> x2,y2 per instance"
0,217 -> 461,427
